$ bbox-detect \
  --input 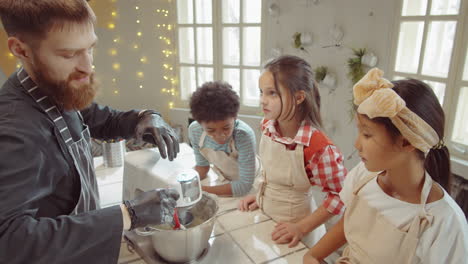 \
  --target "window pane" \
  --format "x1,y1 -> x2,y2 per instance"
178,27 -> 195,64
451,87 -> 468,145
197,67 -> 213,87
180,66 -> 196,100
395,22 -> 424,73
223,27 -> 240,66
195,0 -> 212,24
242,0 -> 261,23
242,69 -> 260,106
224,68 -> 240,94
423,80 -> 446,106
223,0 -> 240,23
242,27 -> 261,66
197,27 -> 213,64
401,0 -> 427,16
393,76 -> 406,80
430,0 -> 460,15
177,0 -> 193,24
422,21 -> 456,78
463,46 -> 468,81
